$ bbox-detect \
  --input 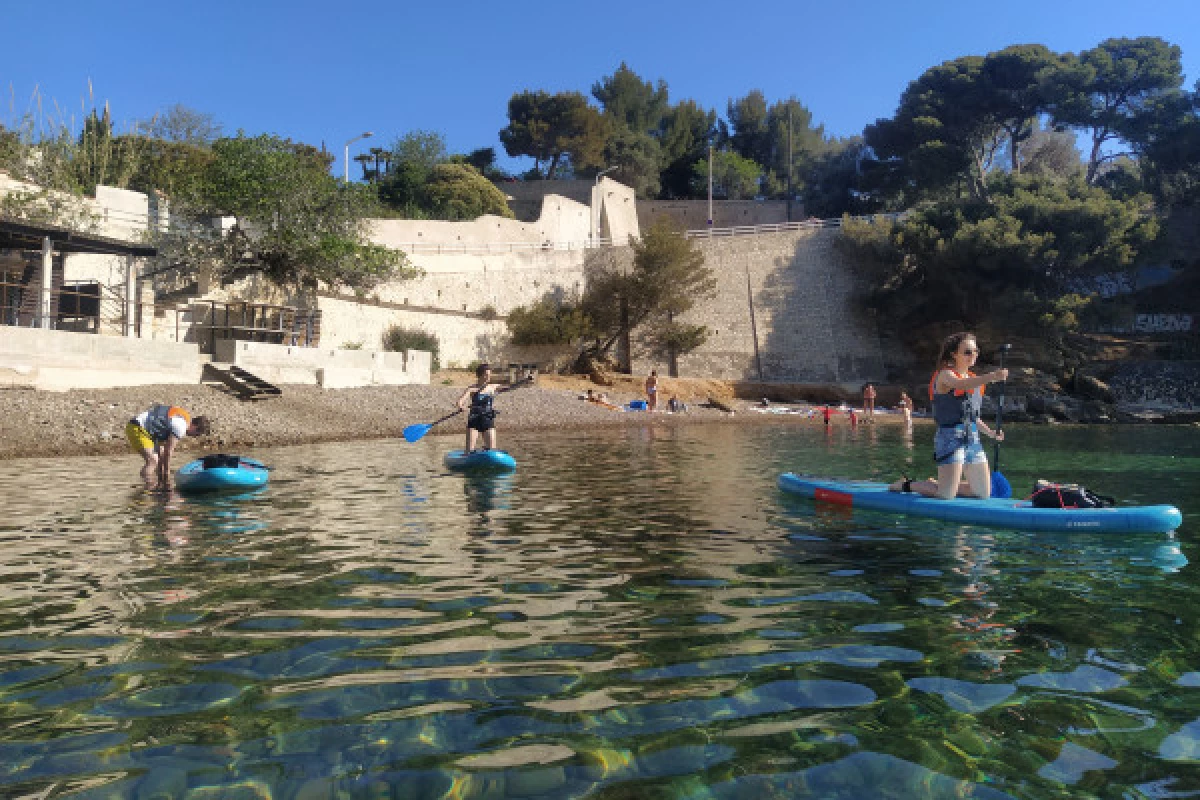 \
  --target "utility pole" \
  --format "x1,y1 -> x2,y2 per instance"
707,143 -> 714,235
787,105 -> 794,223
